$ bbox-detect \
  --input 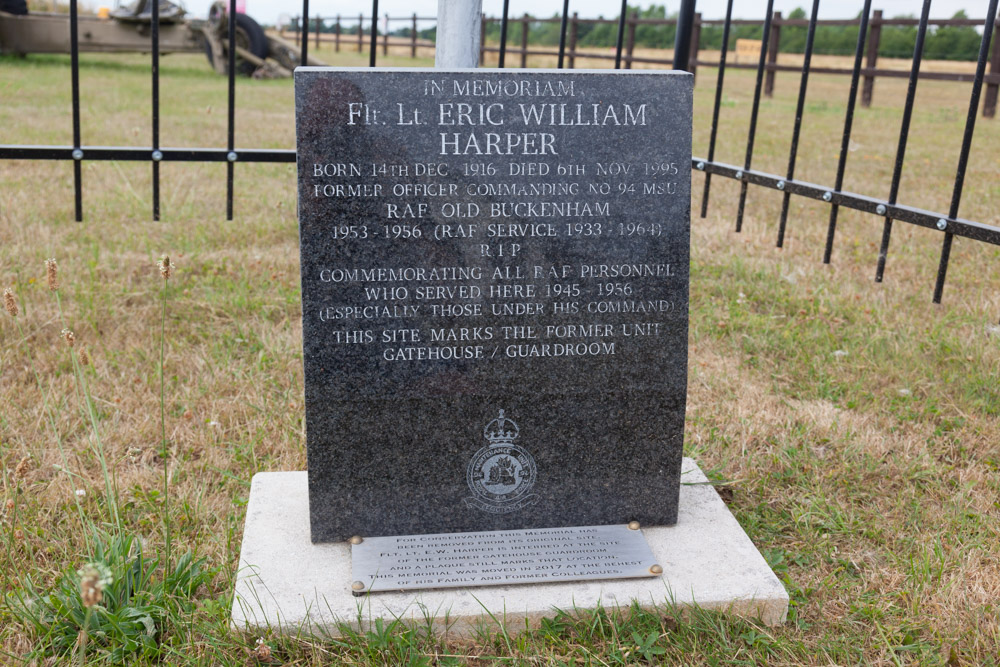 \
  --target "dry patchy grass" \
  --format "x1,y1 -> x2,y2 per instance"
0,47 -> 998,665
